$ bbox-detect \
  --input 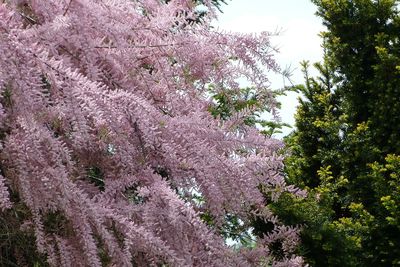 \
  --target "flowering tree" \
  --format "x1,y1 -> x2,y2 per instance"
0,0 -> 304,266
